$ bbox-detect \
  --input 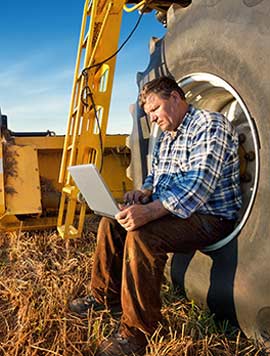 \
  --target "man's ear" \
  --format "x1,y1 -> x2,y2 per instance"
171,90 -> 181,102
